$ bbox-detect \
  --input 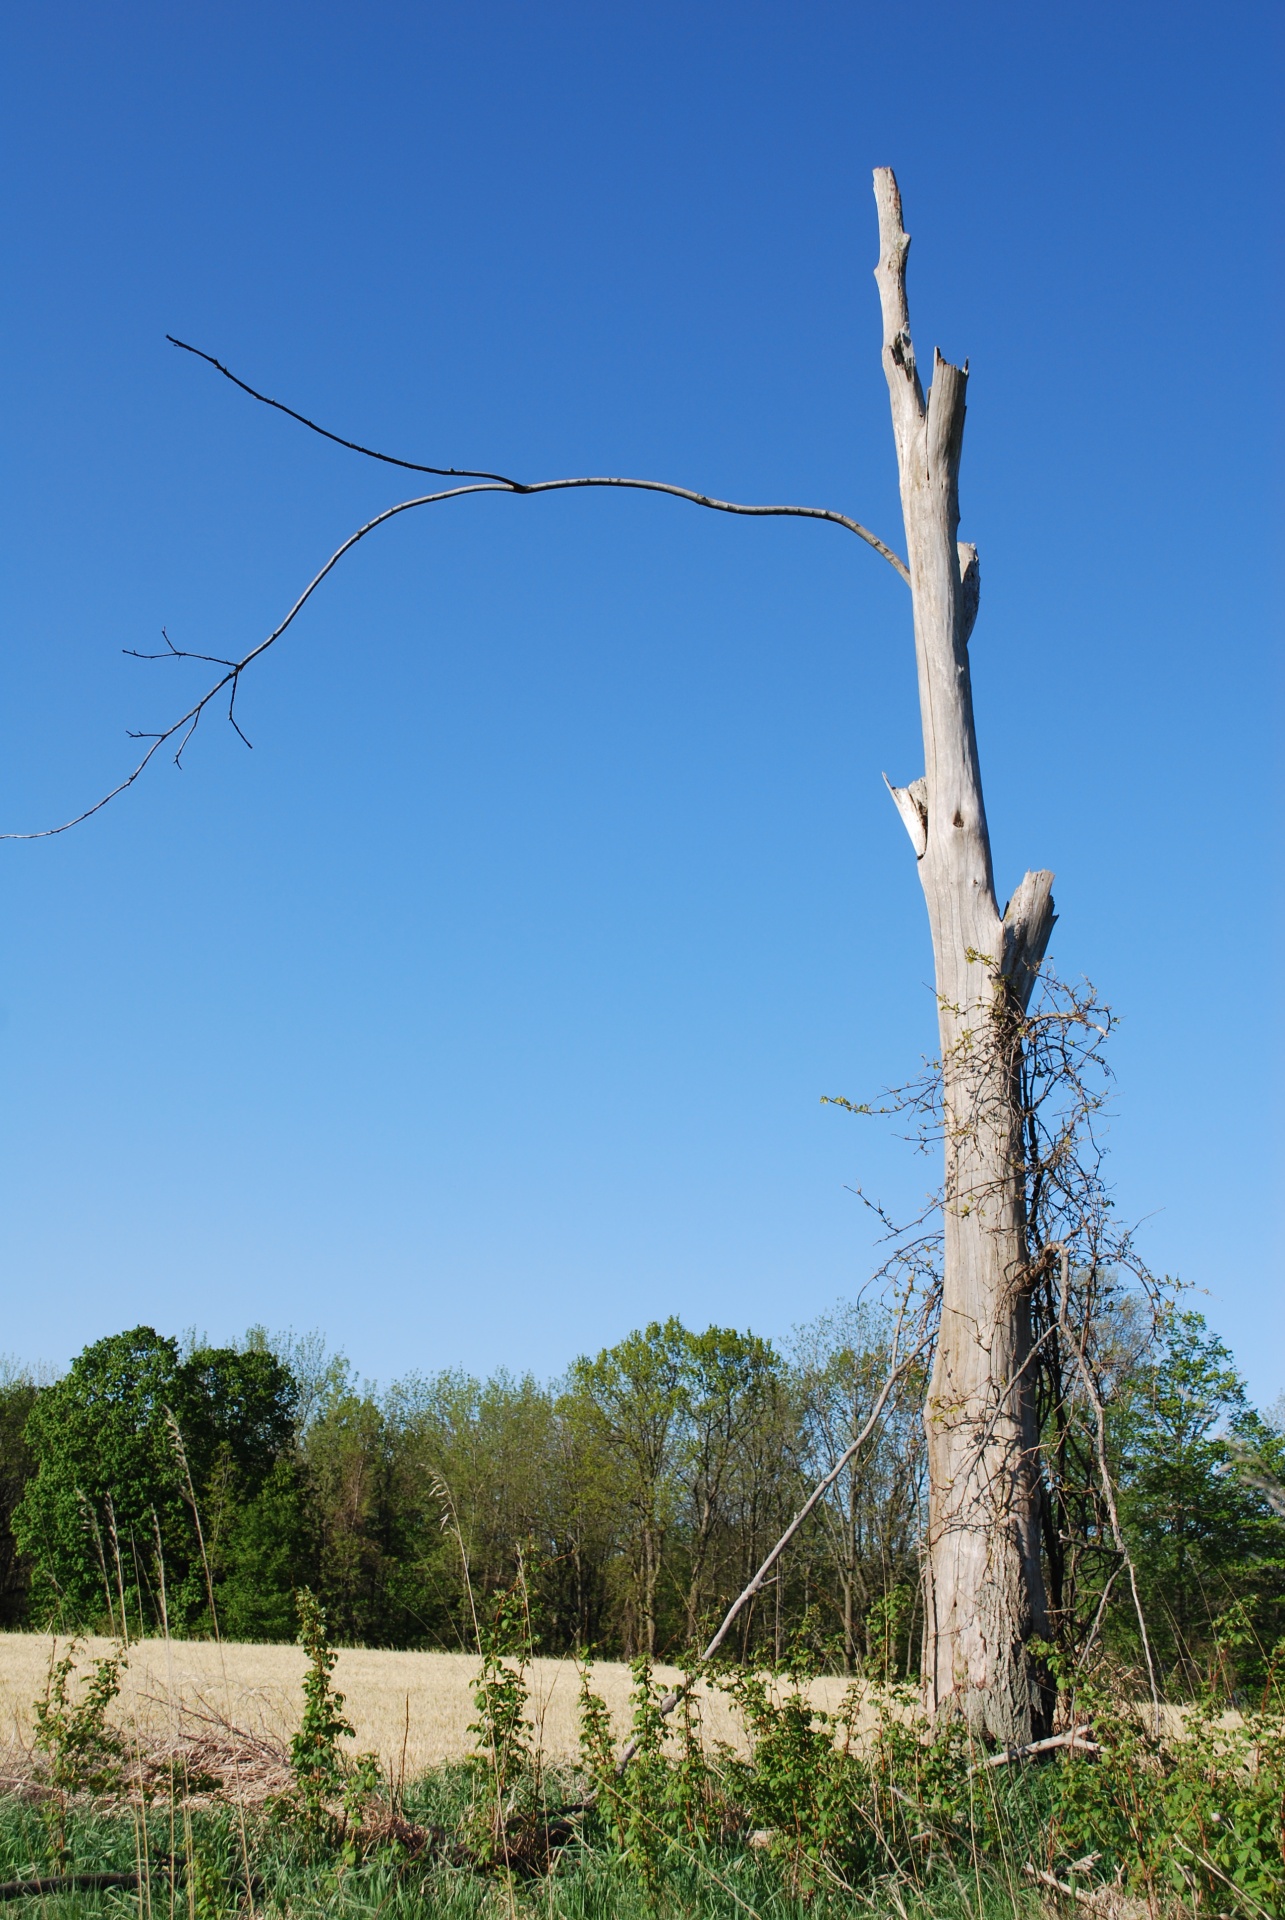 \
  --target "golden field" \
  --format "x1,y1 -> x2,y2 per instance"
0,1632 -> 856,1782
